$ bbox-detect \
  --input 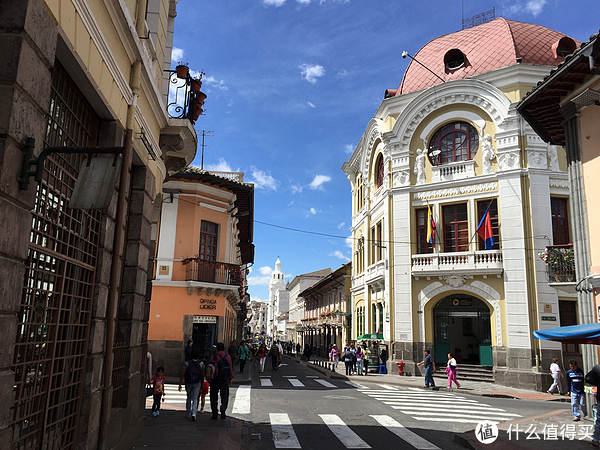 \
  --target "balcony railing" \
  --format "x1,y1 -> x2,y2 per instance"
412,249 -> 503,276
543,244 -> 575,283
184,259 -> 241,286
431,160 -> 475,183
